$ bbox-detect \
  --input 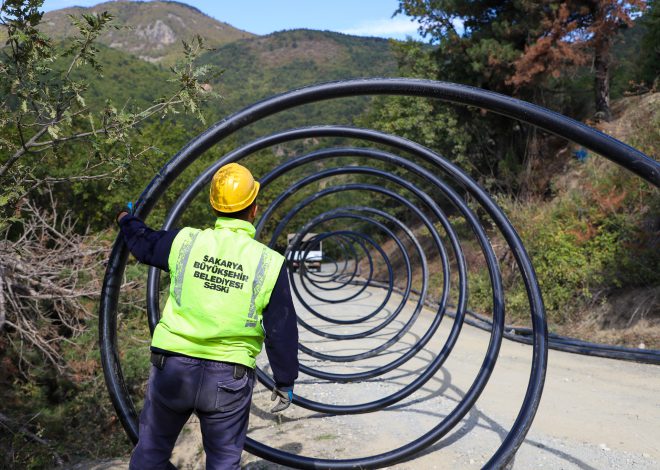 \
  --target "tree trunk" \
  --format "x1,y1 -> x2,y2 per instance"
594,36 -> 612,121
